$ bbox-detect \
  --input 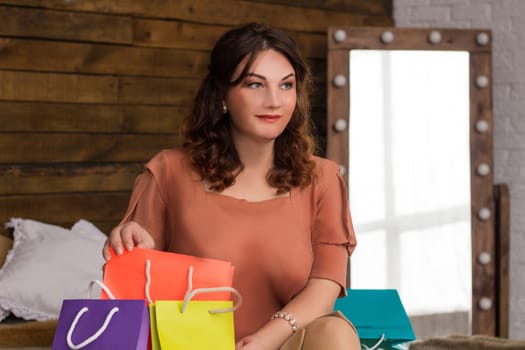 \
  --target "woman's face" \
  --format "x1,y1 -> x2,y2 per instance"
225,49 -> 297,145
